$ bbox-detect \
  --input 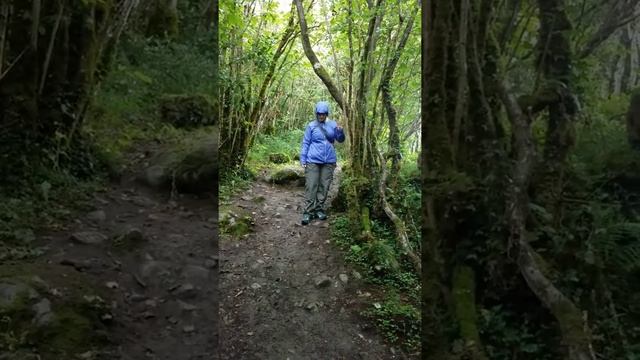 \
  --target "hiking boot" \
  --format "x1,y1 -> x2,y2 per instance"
301,213 -> 312,225
316,210 -> 327,220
